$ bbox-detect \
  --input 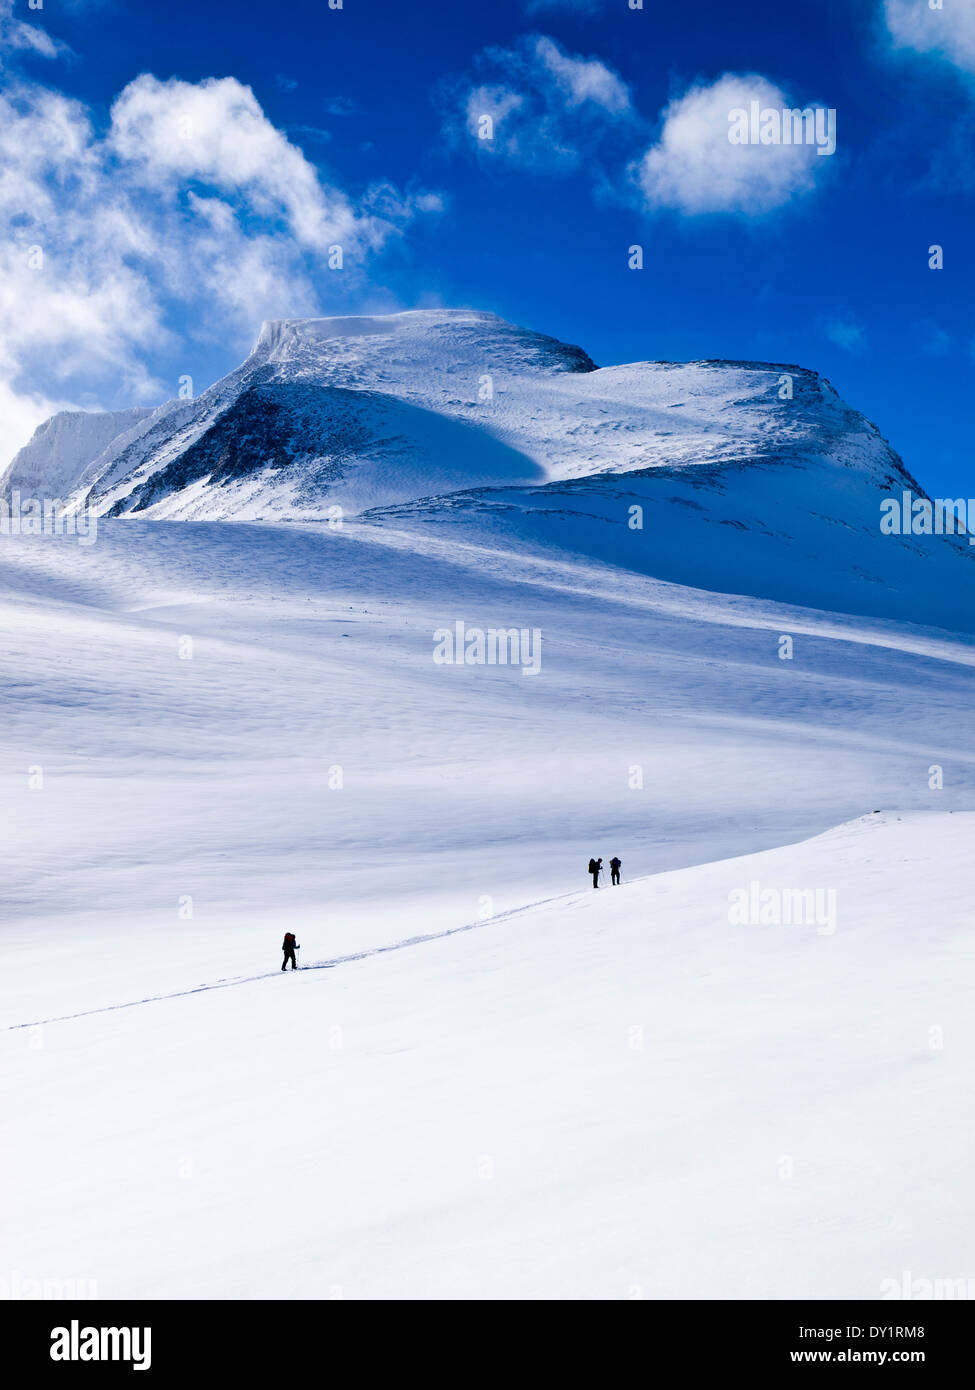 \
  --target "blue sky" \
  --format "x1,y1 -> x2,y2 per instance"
1,0 -> 972,494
